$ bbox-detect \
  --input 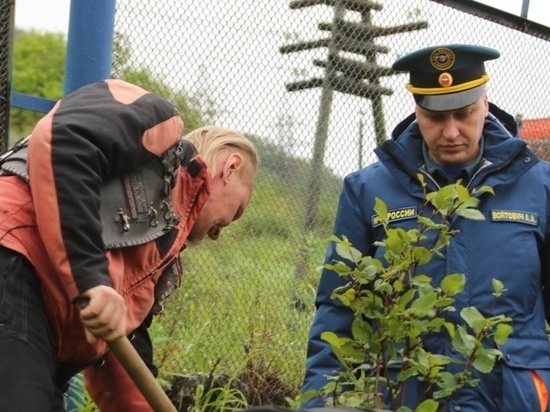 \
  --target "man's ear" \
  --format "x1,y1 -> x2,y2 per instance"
222,152 -> 244,183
